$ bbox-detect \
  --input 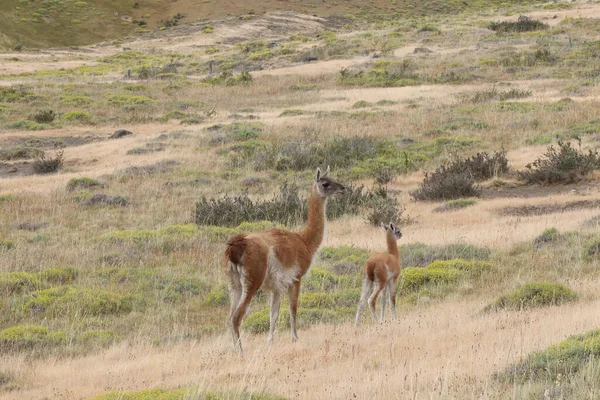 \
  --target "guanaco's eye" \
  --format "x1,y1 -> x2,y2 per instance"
322,182 -> 329,188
